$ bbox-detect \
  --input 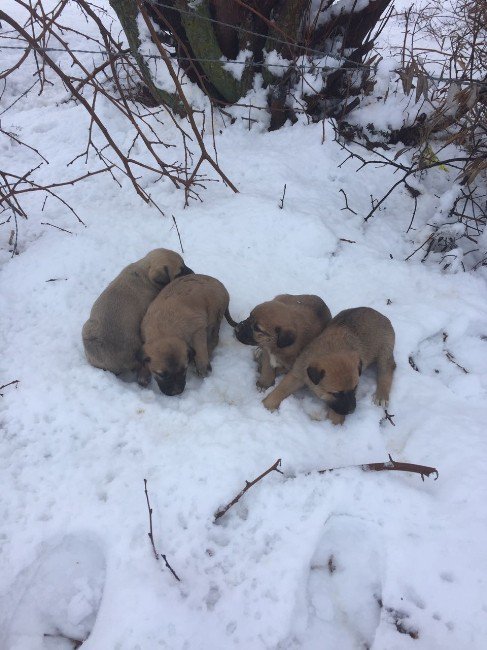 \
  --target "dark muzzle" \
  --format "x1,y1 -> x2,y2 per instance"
178,265 -> 194,276
235,319 -> 256,345
155,374 -> 186,396
330,391 -> 356,416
